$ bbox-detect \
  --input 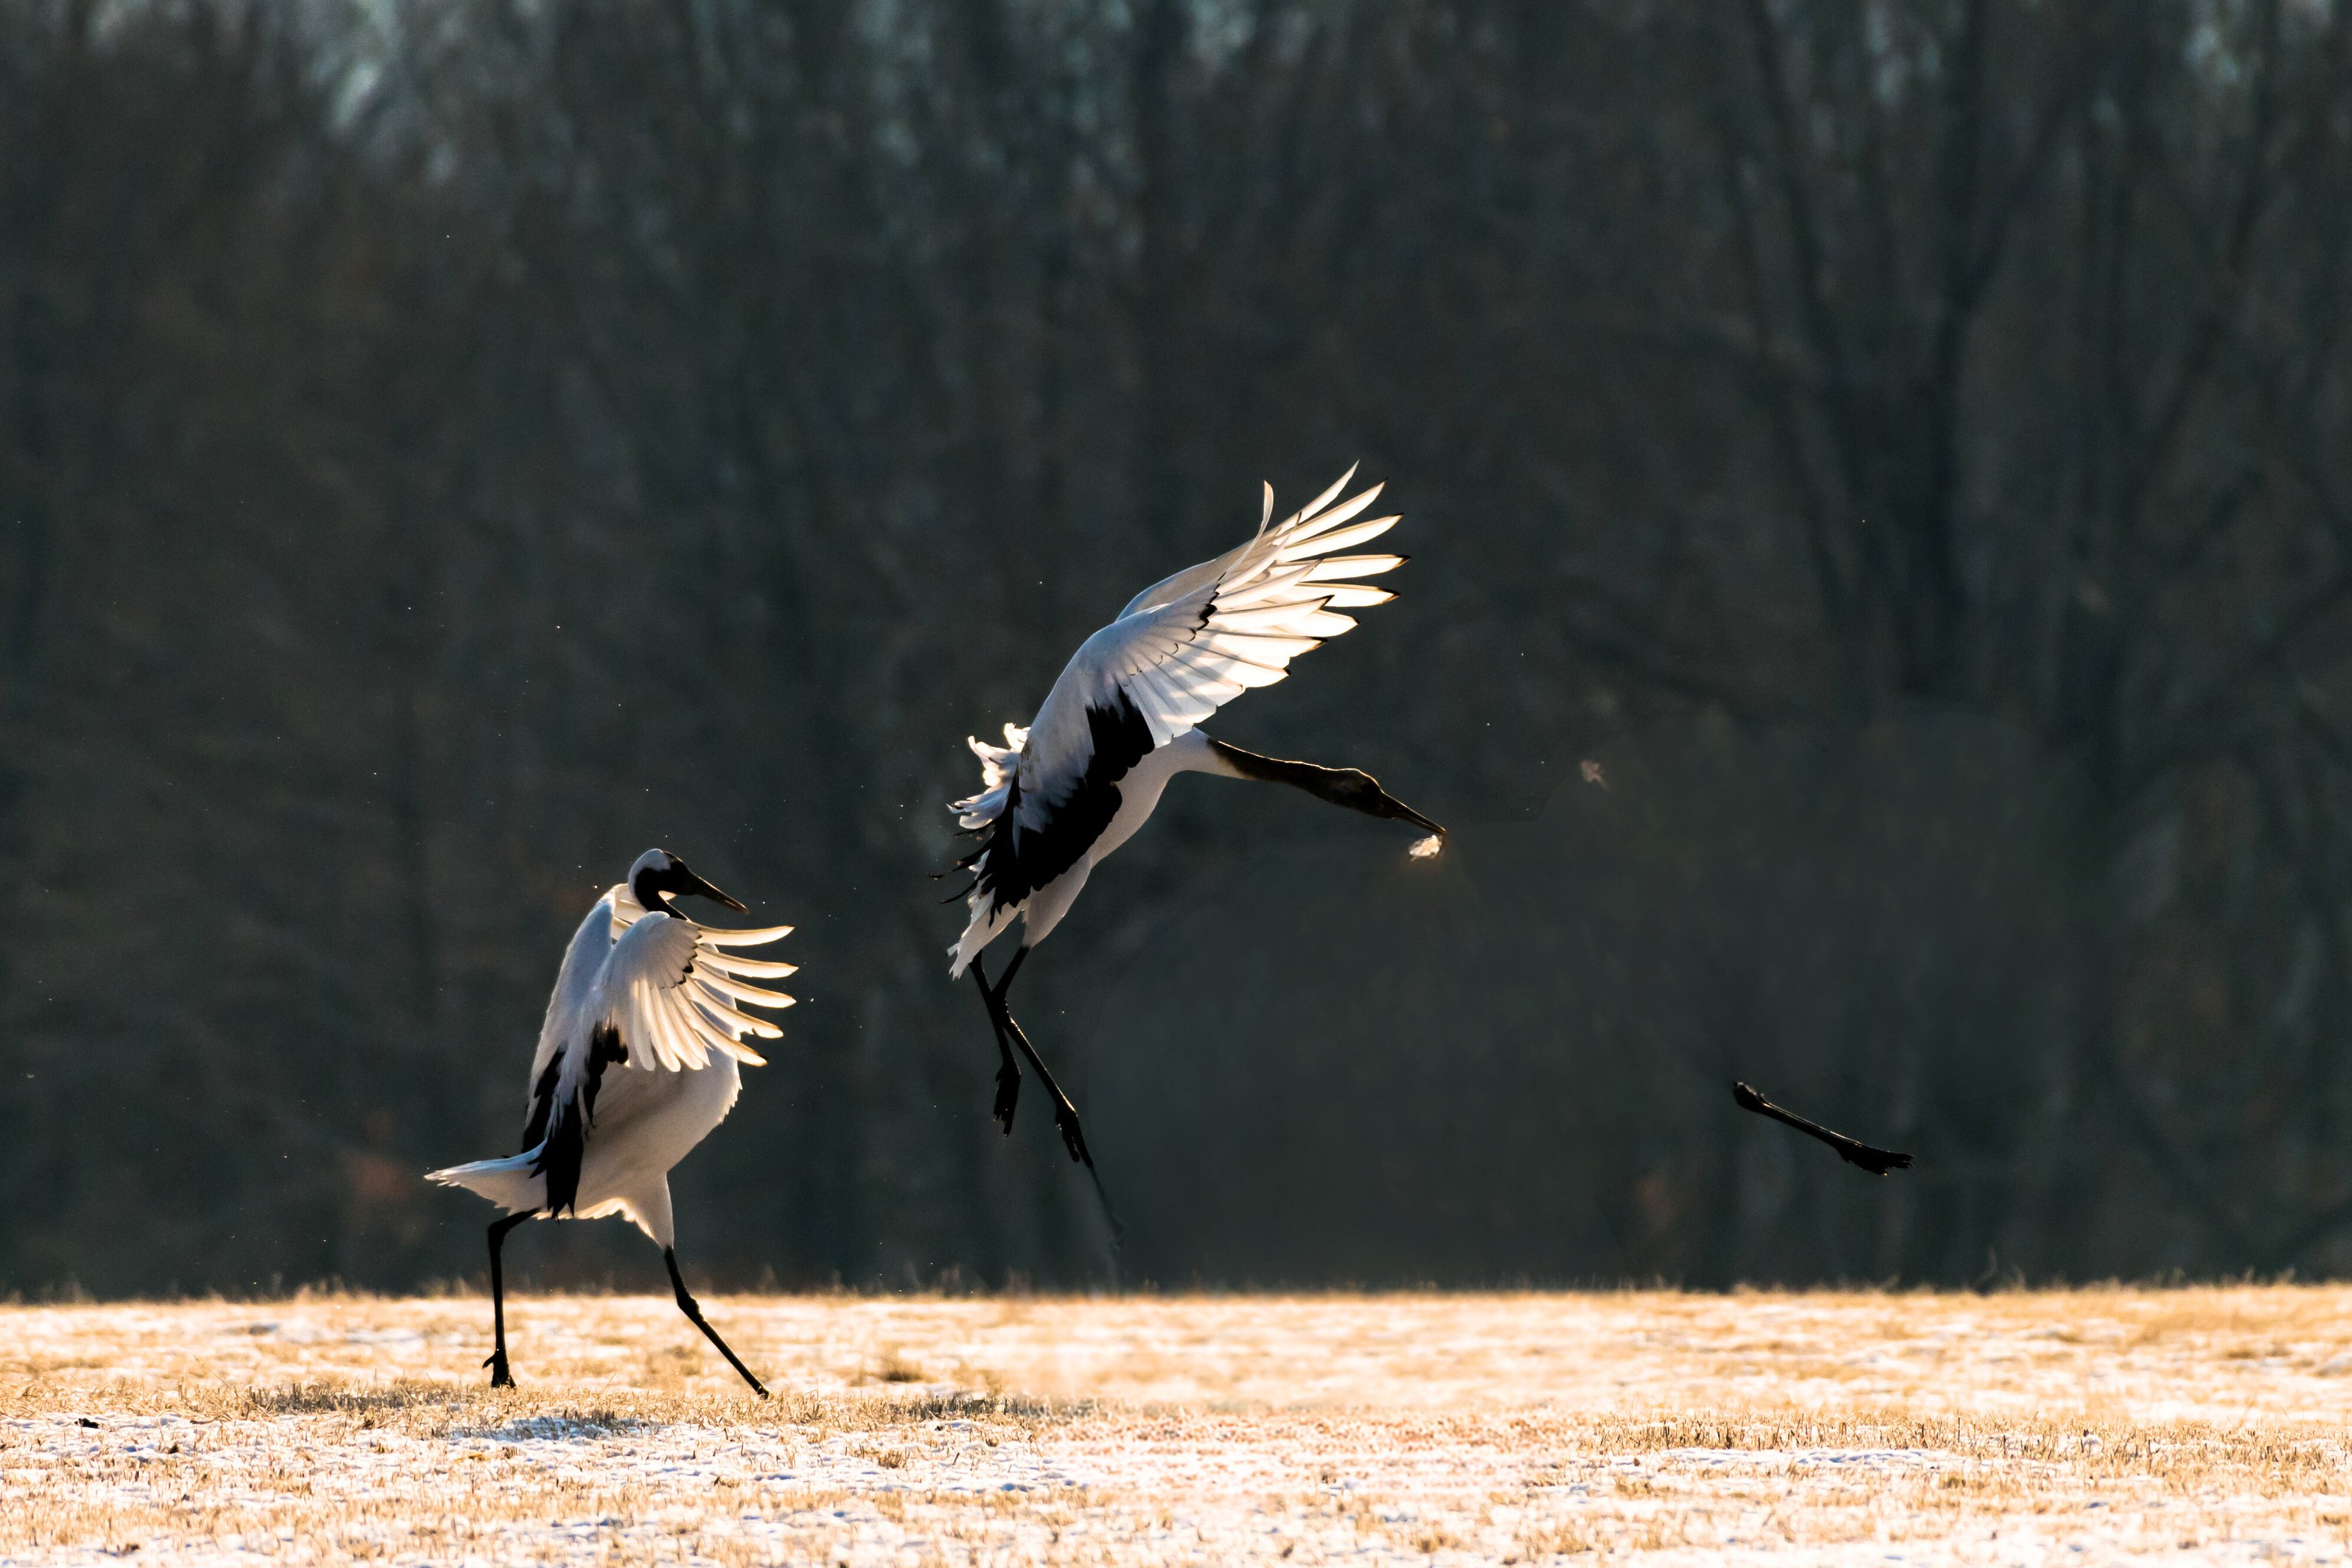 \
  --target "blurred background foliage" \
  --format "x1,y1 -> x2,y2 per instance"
5,0 -> 2352,1295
